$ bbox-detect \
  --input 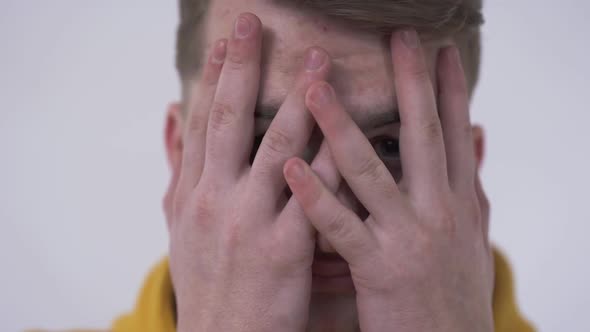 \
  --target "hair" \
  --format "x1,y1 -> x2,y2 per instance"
176,0 -> 484,95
